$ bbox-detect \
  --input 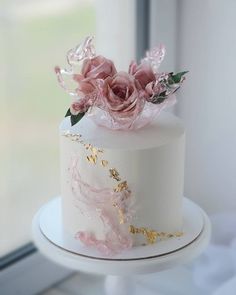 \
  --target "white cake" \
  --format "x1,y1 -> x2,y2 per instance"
60,111 -> 185,252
